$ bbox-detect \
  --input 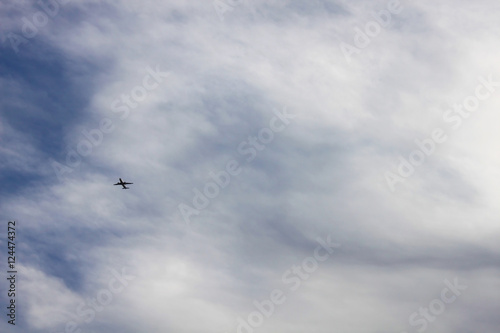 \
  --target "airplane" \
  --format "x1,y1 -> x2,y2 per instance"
114,178 -> 133,189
